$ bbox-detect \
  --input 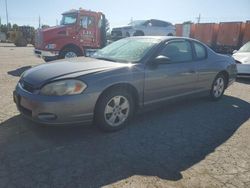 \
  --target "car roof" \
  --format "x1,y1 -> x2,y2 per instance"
129,36 -> 202,43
